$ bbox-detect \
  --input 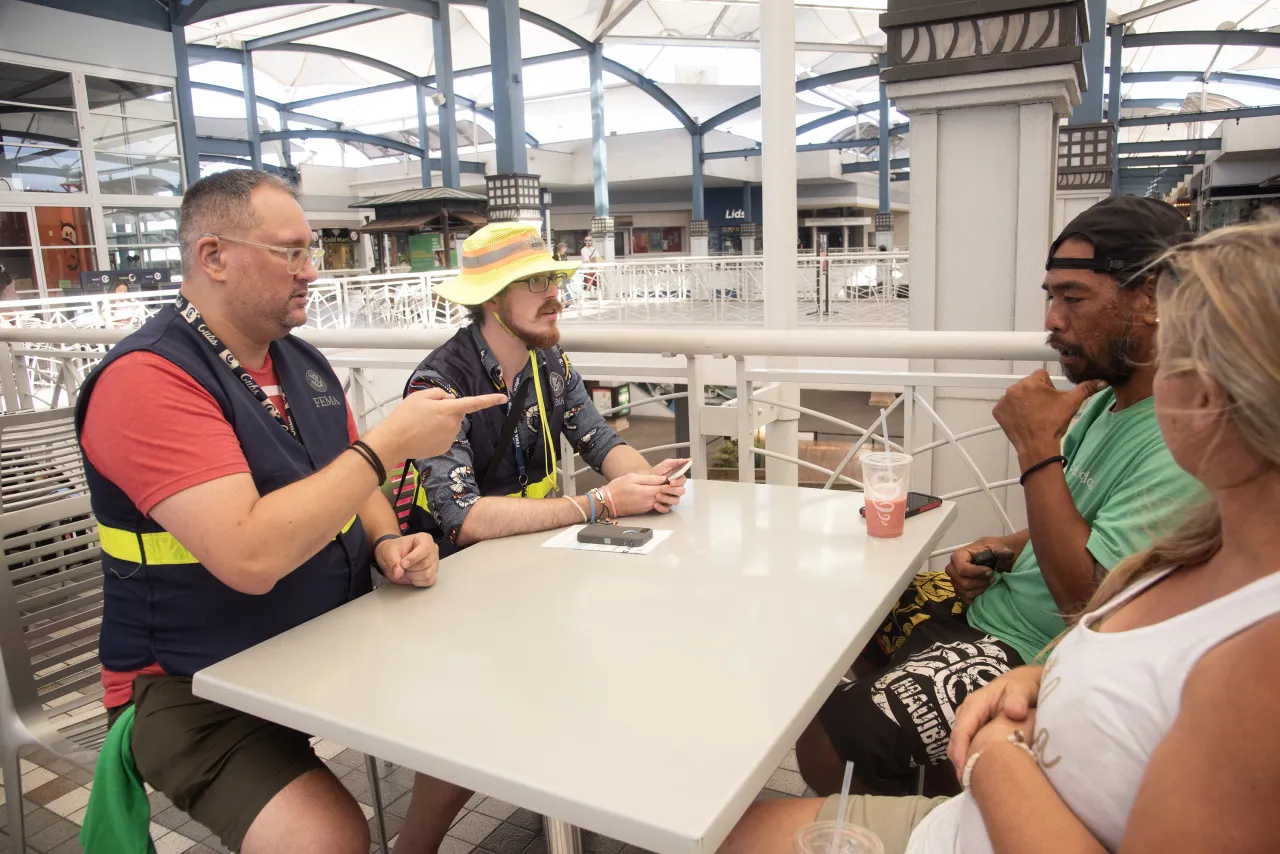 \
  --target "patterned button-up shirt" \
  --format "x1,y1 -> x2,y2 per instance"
406,323 -> 626,544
